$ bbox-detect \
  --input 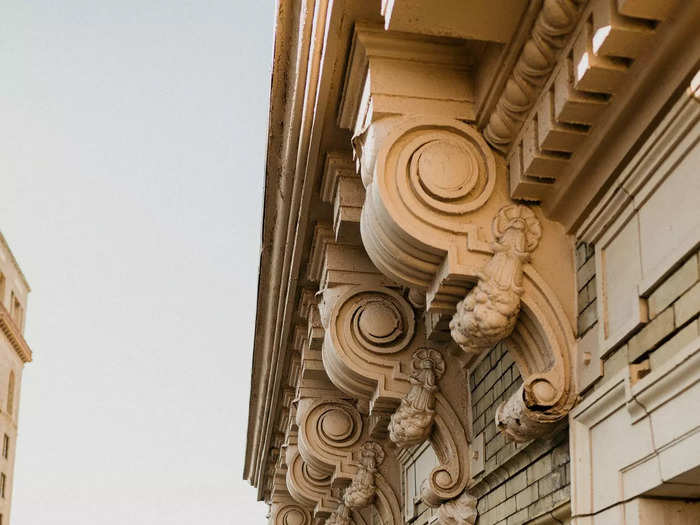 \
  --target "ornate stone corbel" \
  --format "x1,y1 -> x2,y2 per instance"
320,285 -> 416,413
320,282 -> 471,506
449,205 -> 542,358
344,441 -> 384,509
388,348 -> 445,448
352,114 -> 578,443
437,491 -> 478,525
